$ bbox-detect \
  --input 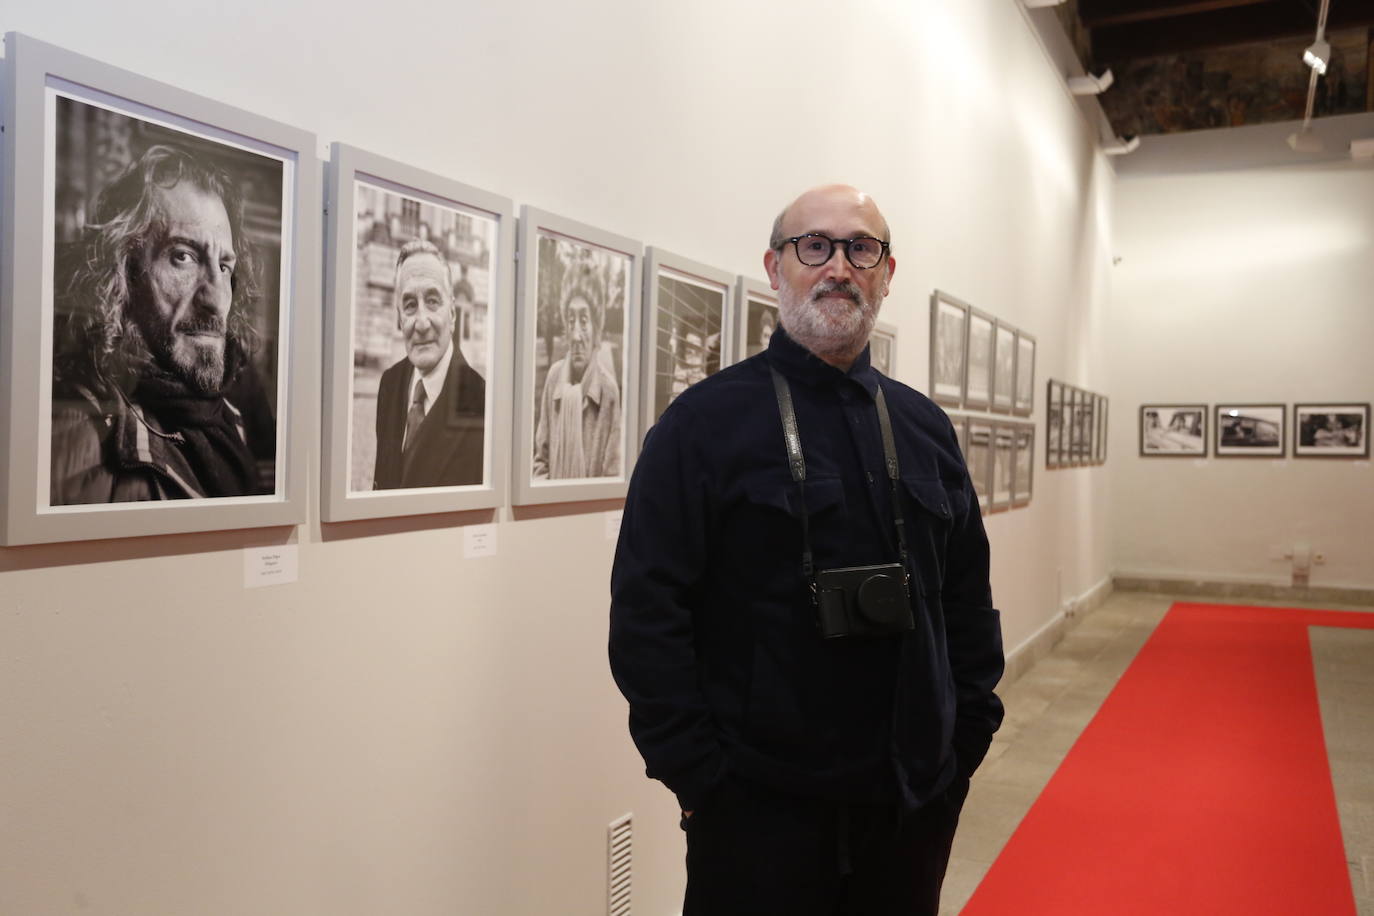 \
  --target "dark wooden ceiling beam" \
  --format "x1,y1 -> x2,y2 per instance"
1080,0 -> 1278,29
1091,4 -> 1374,62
